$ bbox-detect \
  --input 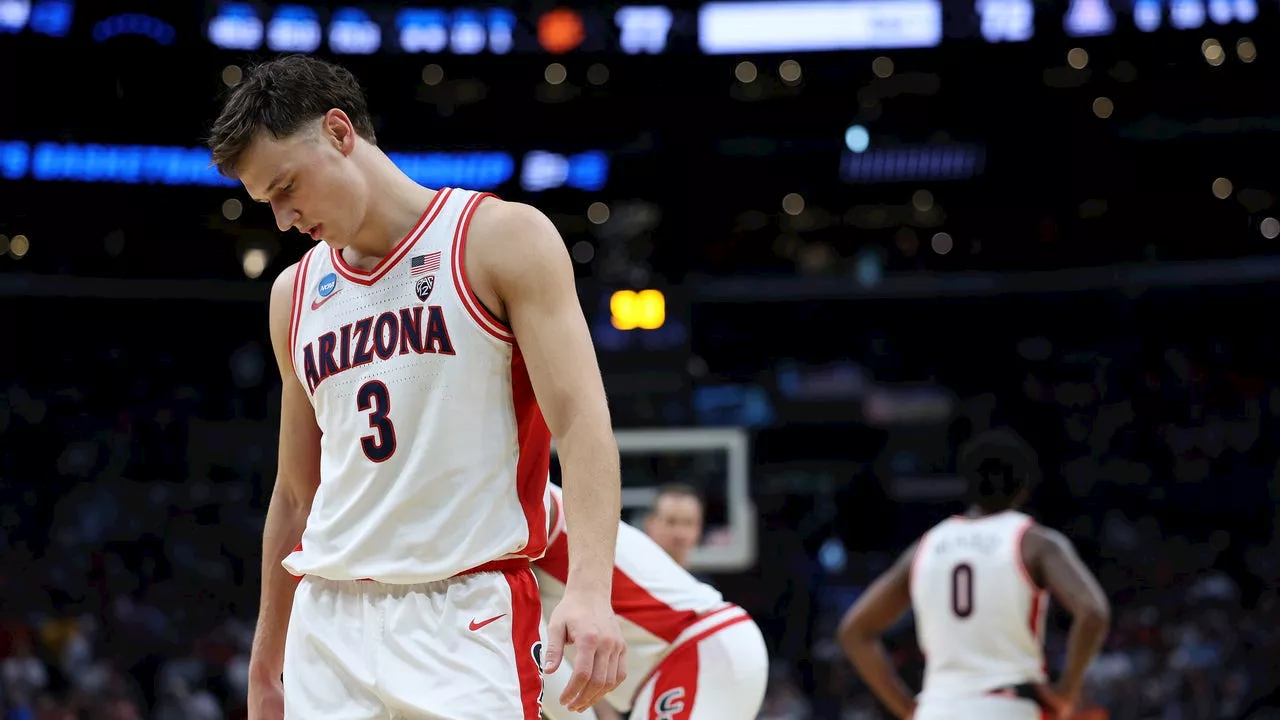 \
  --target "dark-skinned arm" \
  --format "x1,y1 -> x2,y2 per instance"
836,543 -> 919,720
